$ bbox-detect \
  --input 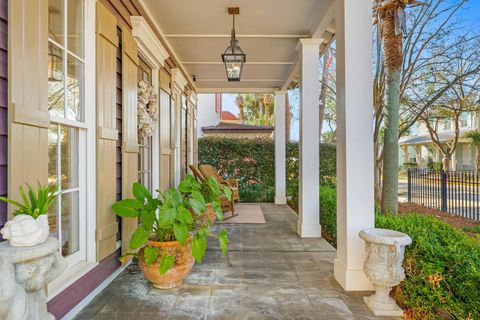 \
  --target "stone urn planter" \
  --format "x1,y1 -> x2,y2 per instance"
0,237 -> 66,320
138,236 -> 195,289
192,203 -> 216,227
359,228 -> 412,317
